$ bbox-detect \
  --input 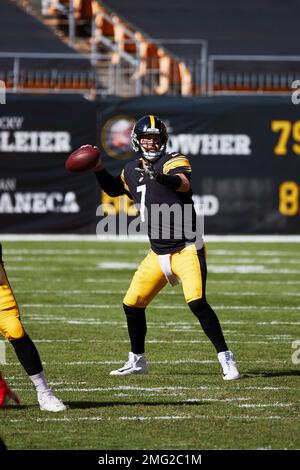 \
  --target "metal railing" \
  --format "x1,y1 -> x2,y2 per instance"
0,52 -> 104,93
3,51 -> 299,97
208,55 -> 300,95
0,51 -> 207,97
